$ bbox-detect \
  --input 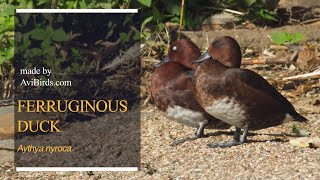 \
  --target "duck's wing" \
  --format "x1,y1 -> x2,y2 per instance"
154,70 -> 204,112
236,69 -> 294,108
230,68 -> 308,122
156,70 -> 230,128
